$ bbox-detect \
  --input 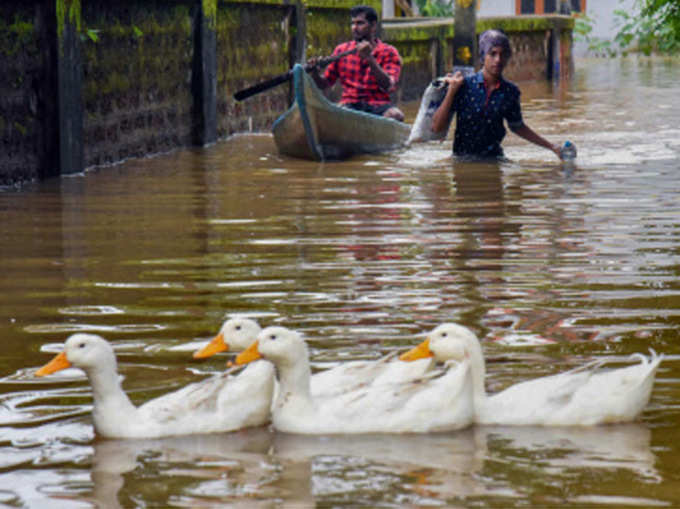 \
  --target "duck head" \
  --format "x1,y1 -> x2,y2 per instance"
193,317 -> 261,359
235,326 -> 307,368
36,333 -> 116,376
400,323 -> 477,362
